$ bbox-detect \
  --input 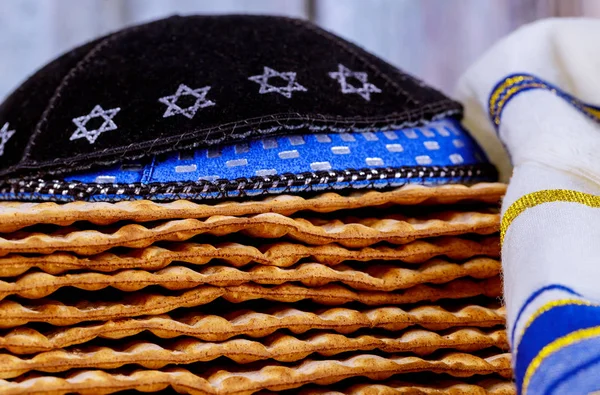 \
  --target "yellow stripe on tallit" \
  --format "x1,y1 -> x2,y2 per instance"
489,74 -> 600,126
501,189 -> 600,244
515,299 -> 592,353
